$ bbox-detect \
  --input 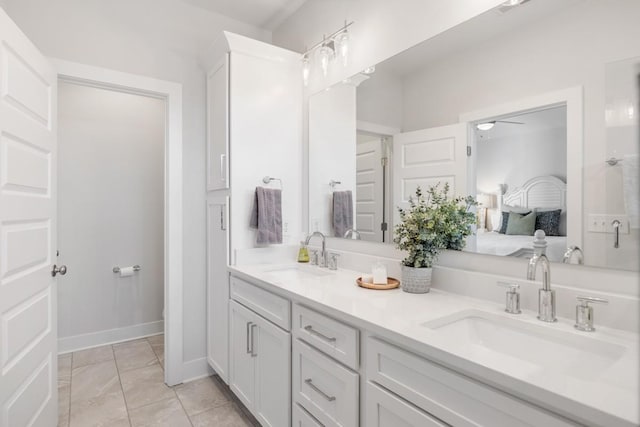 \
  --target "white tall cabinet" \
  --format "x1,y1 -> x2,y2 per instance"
204,31 -> 302,425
